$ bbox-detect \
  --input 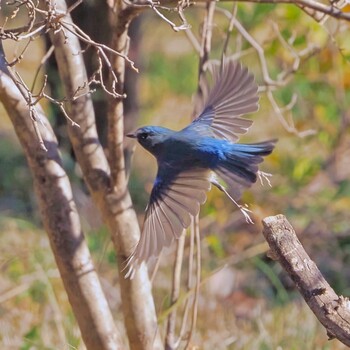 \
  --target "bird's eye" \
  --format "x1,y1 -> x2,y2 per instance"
139,132 -> 148,140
